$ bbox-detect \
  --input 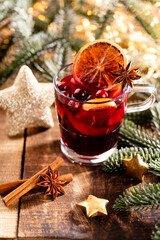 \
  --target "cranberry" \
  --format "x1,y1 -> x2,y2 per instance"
57,81 -> 69,91
67,100 -> 81,112
95,89 -> 108,98
63,90 -> 71,97
73,88 -> 88,100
